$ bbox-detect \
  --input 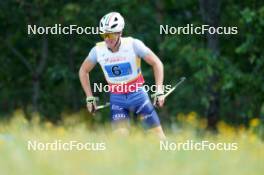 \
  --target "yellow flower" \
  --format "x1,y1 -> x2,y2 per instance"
44,122 -> 53,129
217,121 -> 236,137
56,127 -> 66,136
186,112 -> 198,127
186,112 -> 197,122
0,140 -> 4,145
250,118 -> 260,128
176,113 -> 185,122
238,125 -> 246,135
13,109 -> 25,118
199,118 -> 207,129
